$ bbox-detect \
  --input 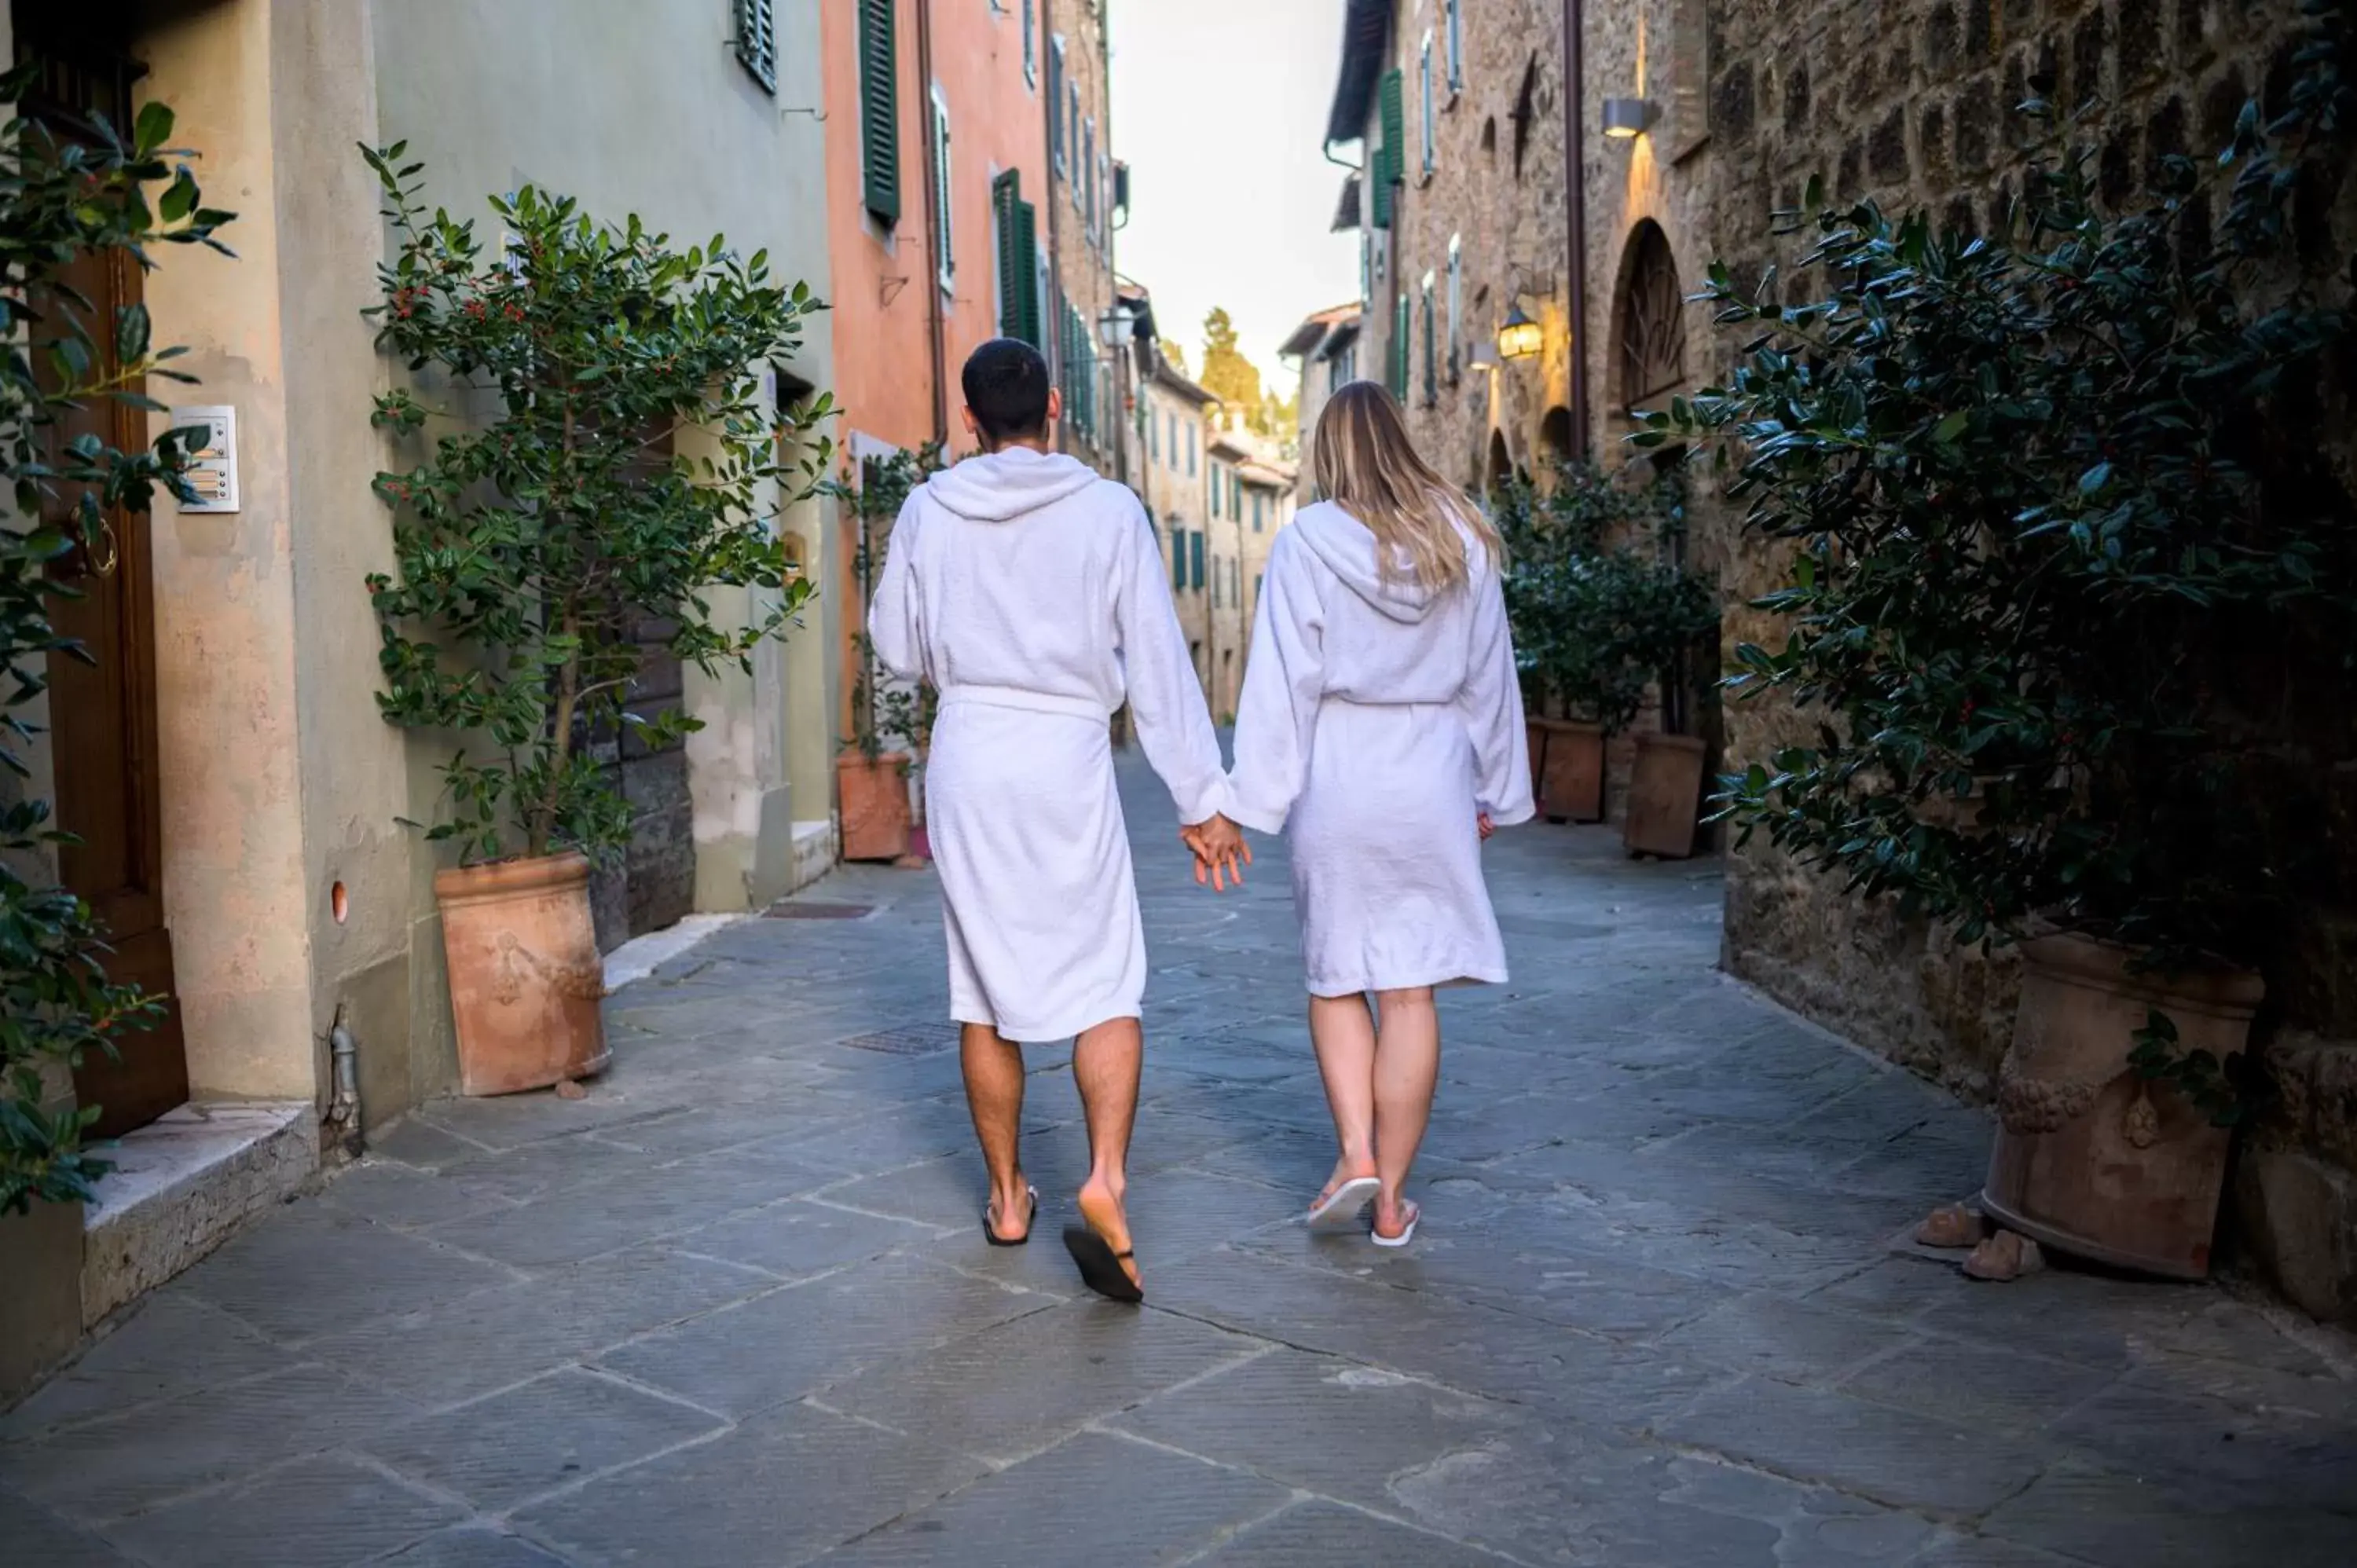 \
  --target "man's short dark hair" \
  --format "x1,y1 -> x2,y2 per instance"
962,338 -> 1052,444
